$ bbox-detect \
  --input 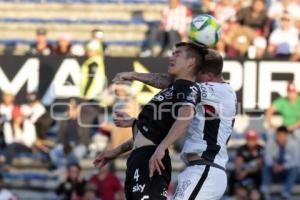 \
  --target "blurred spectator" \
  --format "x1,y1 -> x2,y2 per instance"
21,92 -> 47,137
266,81 -> 300,132
139,0 -> 192,57
89,164 -> 125,200
3,106 -> 37,165
0,92 -> 16,123
236,0 -> 269,58
88,29 -> 106,55
73,184 -> 99,200
192,0 -> 215,16
99,83 -> 140,149
0,92 -> 16,149
268,0 -> 300,26
28,28 -> 52,56
51,98 -> 91,161
80,40 -> 106,101
52,33 -> 73,56
50,142 -> 79,169
220,18 -> 256,58
0,174 -> 17,200
21,92 -> 53,154
261,126 -> 299,200
268,13 -> 299,58
237,0 -> 269,34
56,163 -> 87,200
213,0 -> 237,24
234,129 -> 264,190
